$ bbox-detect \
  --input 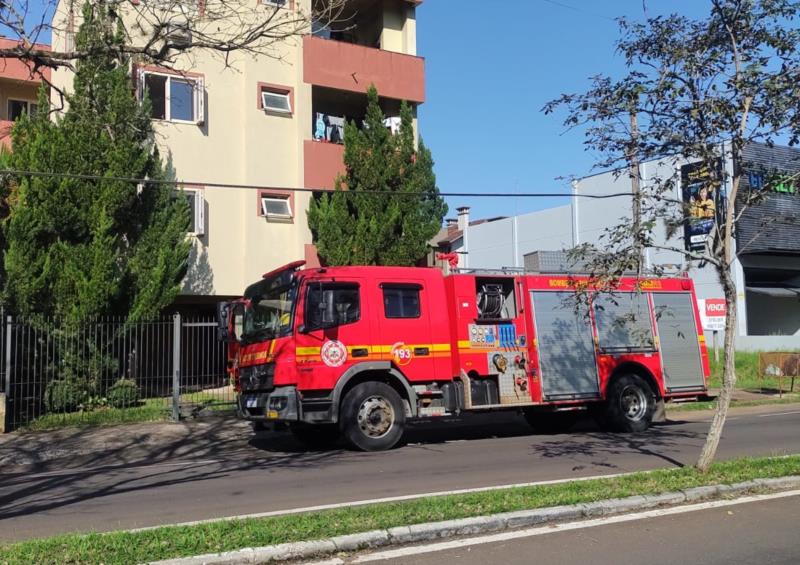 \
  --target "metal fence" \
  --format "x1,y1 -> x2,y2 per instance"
1,310 -> 232,431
